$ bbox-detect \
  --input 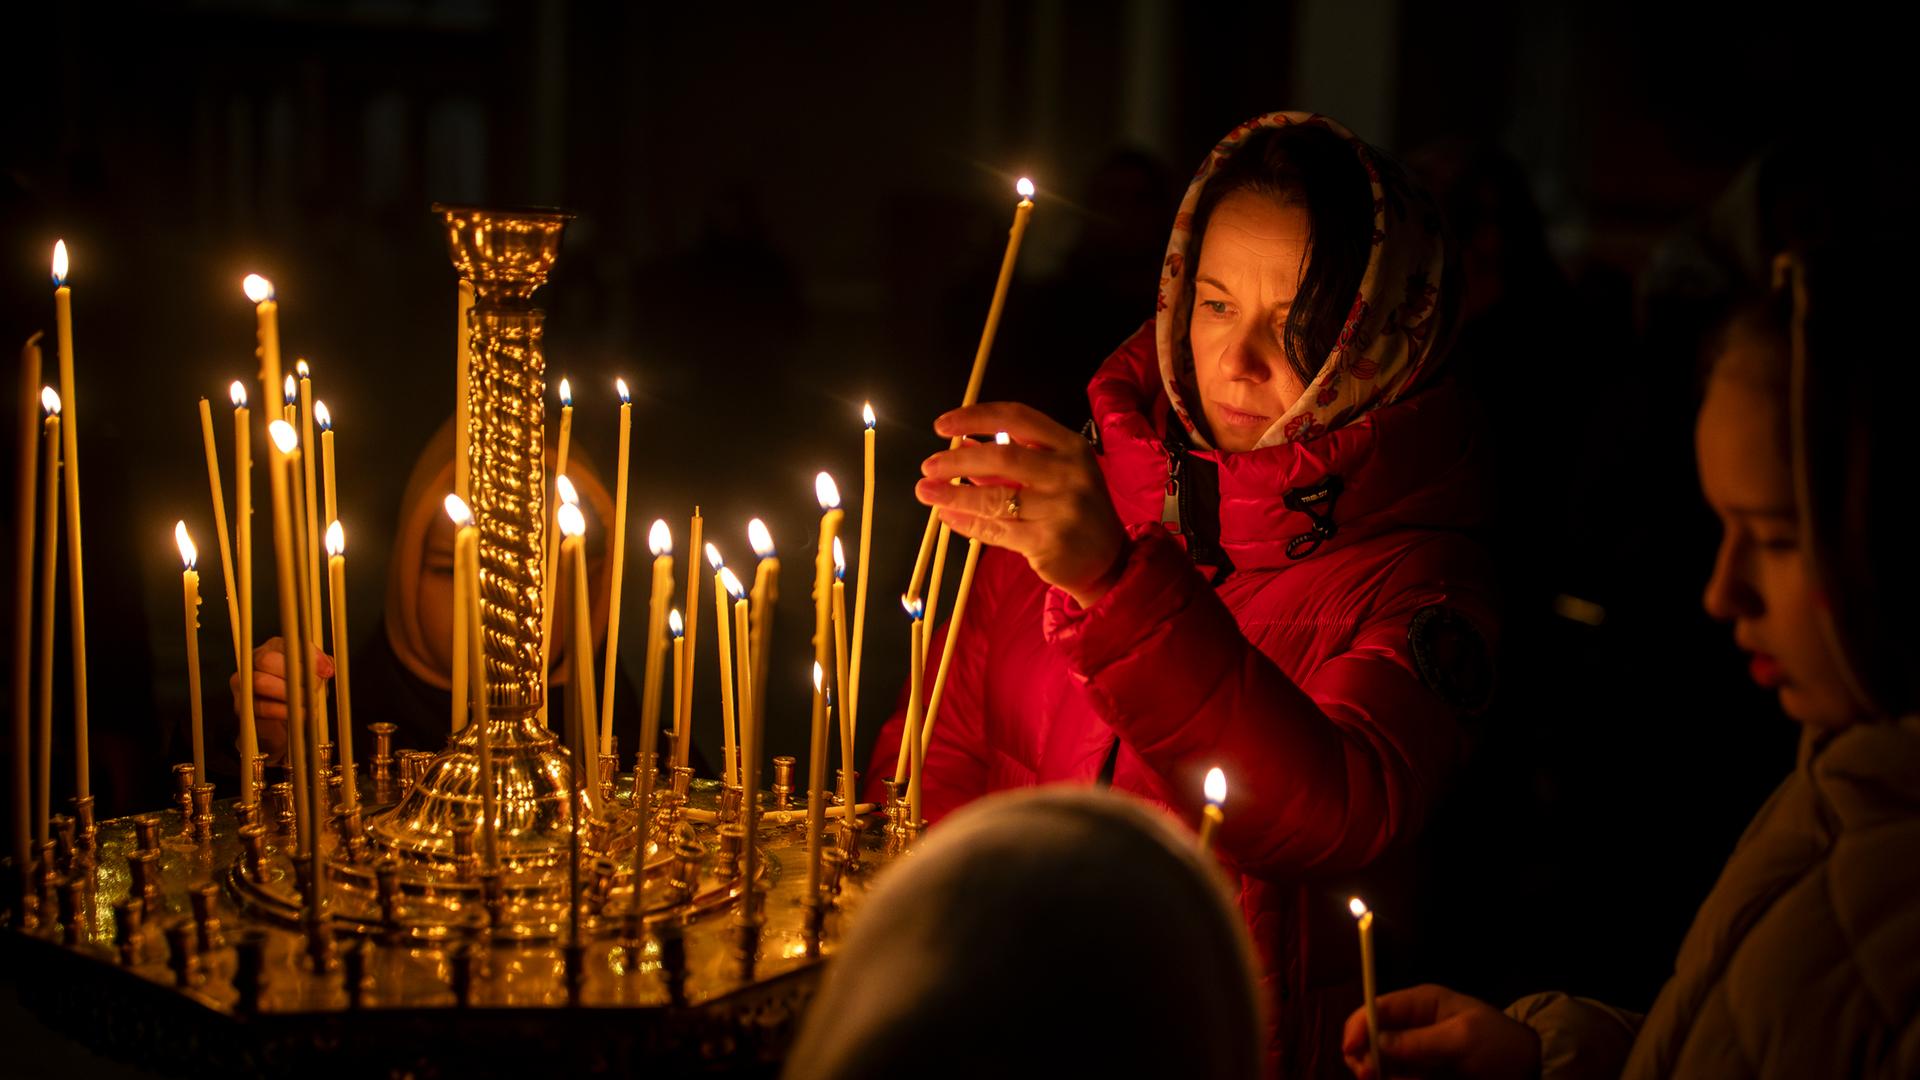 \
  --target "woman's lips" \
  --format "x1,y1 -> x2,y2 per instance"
1749,653 -> 1786,689
1212,401 -> 1270,429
